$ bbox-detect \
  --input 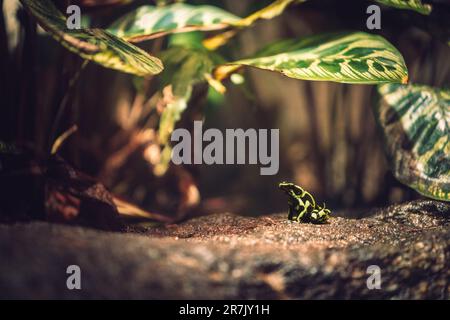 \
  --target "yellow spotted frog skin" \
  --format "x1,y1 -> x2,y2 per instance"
279,182 -> 331,224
